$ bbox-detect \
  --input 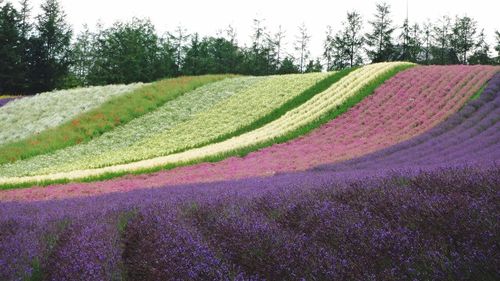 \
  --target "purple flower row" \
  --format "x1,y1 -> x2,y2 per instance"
1,165 -> 499,280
